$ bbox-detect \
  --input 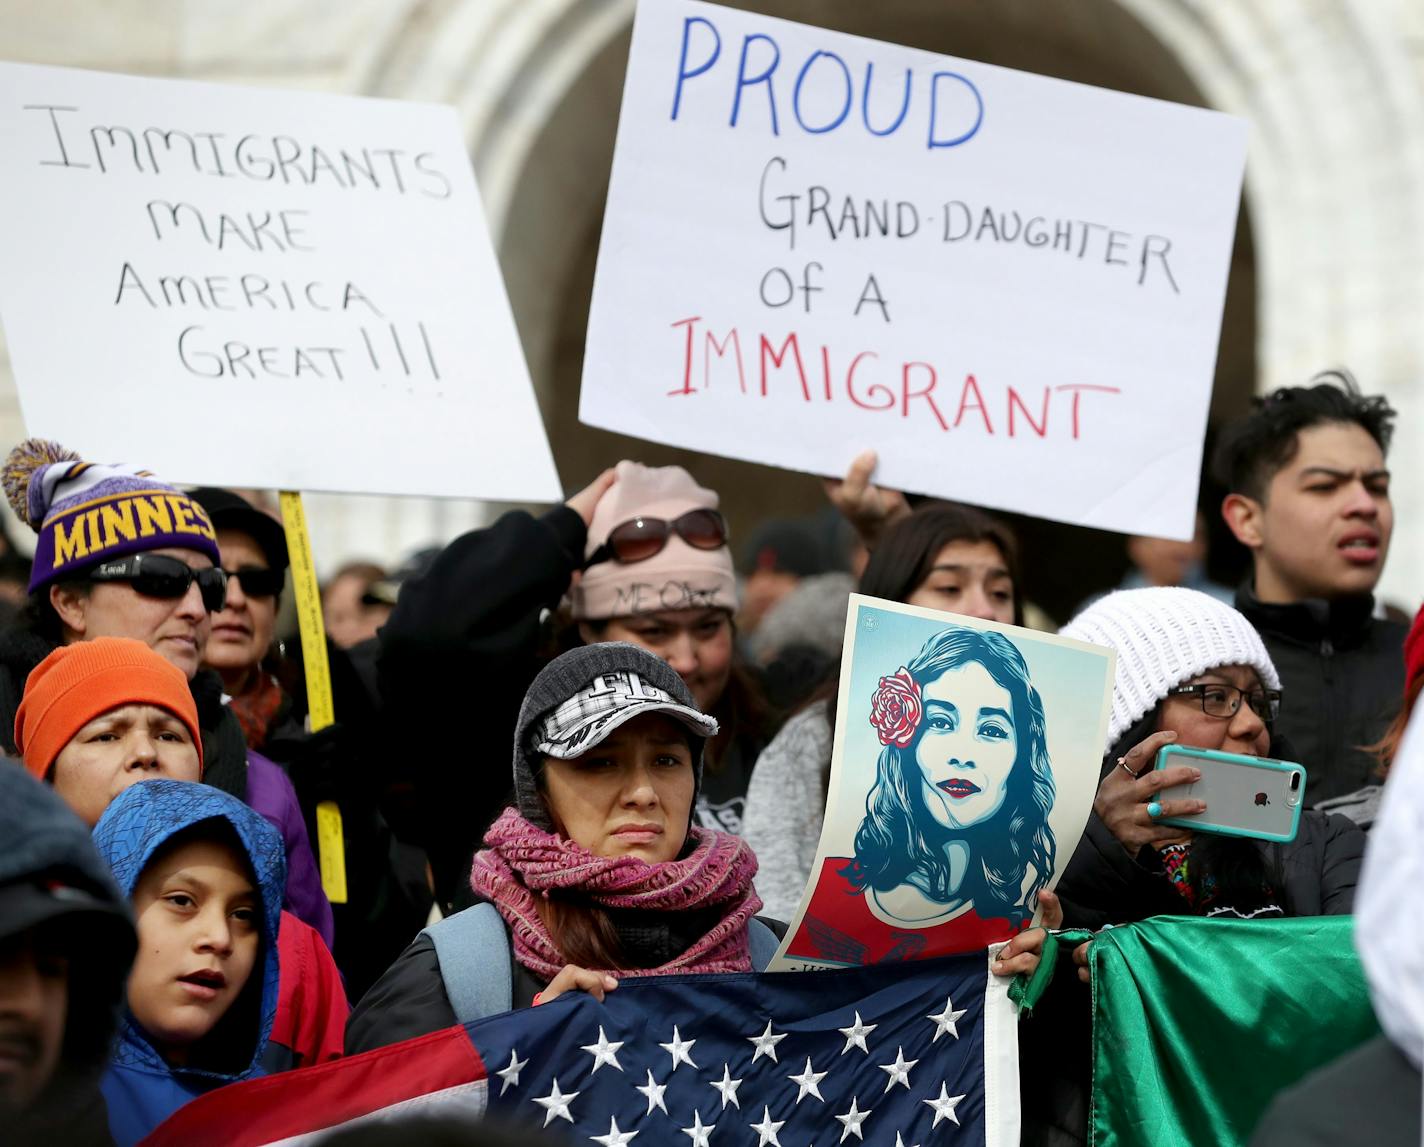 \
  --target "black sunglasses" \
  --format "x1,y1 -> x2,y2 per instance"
224,566 -> 285,598
585,509 -> 729,568
88,554 -> 228,613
